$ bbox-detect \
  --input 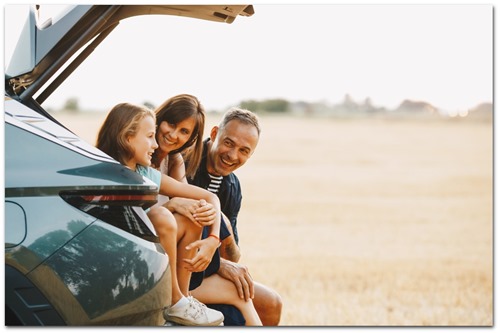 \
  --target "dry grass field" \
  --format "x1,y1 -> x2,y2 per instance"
56,111 -> 493,326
